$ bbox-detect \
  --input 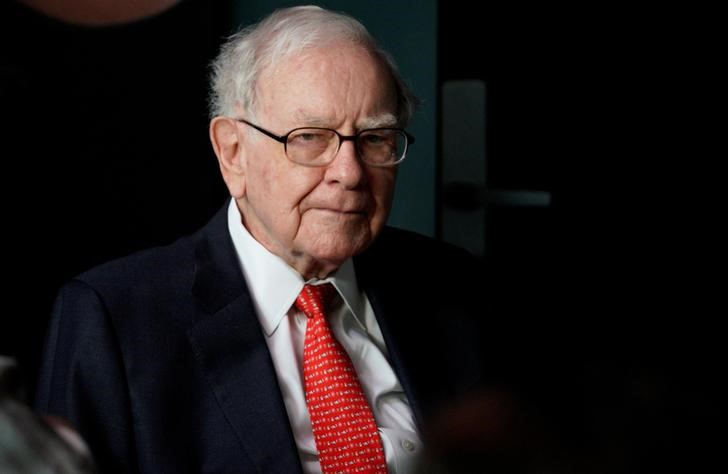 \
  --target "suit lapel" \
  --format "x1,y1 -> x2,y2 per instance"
355,228 -> 483,432
186,202 -> 302,473
354,241 -> 434,429
361,281 -> 426,427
